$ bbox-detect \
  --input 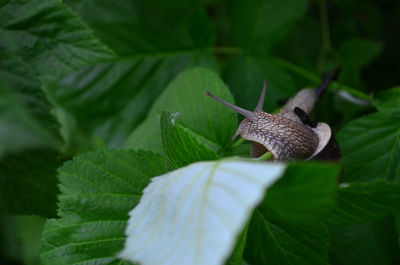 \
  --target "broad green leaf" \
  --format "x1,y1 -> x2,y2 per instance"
161,111 -> 218,168
0,149 -> 60,217
119,159 -> 286,265
245,206 -> 330,265
230,0 -> 309,55
0,0 -> 115,77
338,112 -> 400,182
222,55 -> 296,112
372,87 -> 400,113
244,162 -> 340,265
41,0 -> 217,147
41,150 -> 168,265
44,53 -> 217,147
65,0 -> 215,56
264,162 -> 340,221
323,181 -> 400,226
330,217 -> 400,265
126,67 -> 238,153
